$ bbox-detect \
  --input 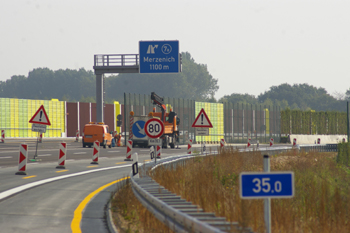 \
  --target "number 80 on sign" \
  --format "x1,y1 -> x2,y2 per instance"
145,118 -> 164,138
240,172 -> 294,199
